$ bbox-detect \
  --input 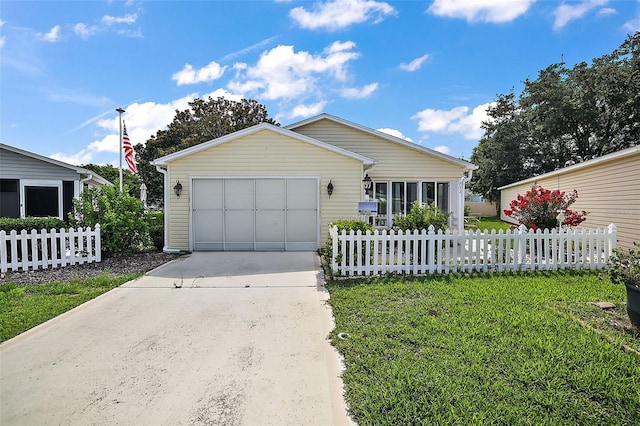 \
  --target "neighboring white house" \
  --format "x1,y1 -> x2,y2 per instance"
500,145 -> 640,250
0,143 -> 111,220
152,114 -> 477,252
